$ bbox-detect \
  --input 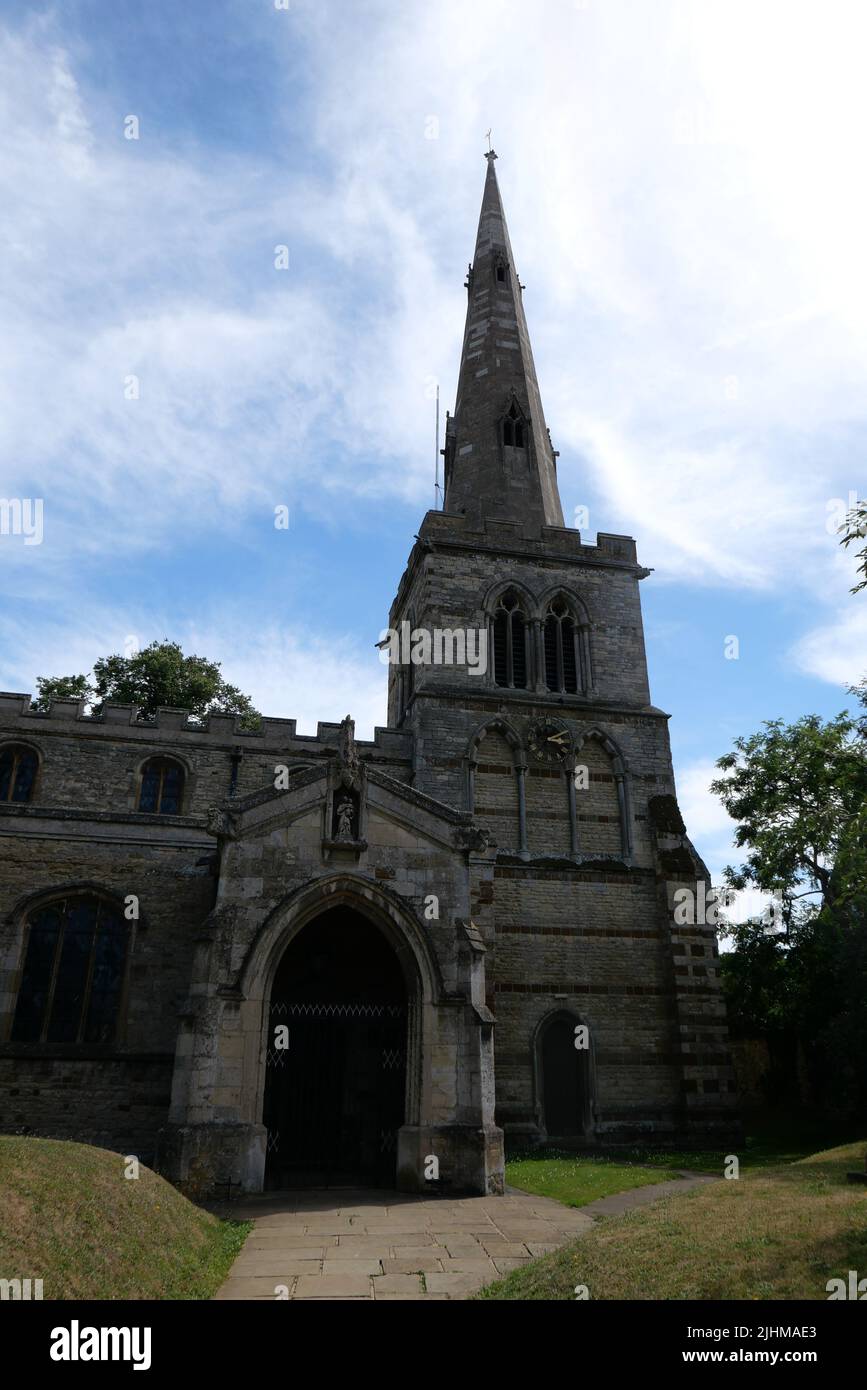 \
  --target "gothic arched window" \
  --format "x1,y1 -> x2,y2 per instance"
544,598 -> 580,694
493,590 -> 529,689
137,756 -> 185,814
502,401 -> 525,449
11,894 -> 132,1044
0,744 -> 39,804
